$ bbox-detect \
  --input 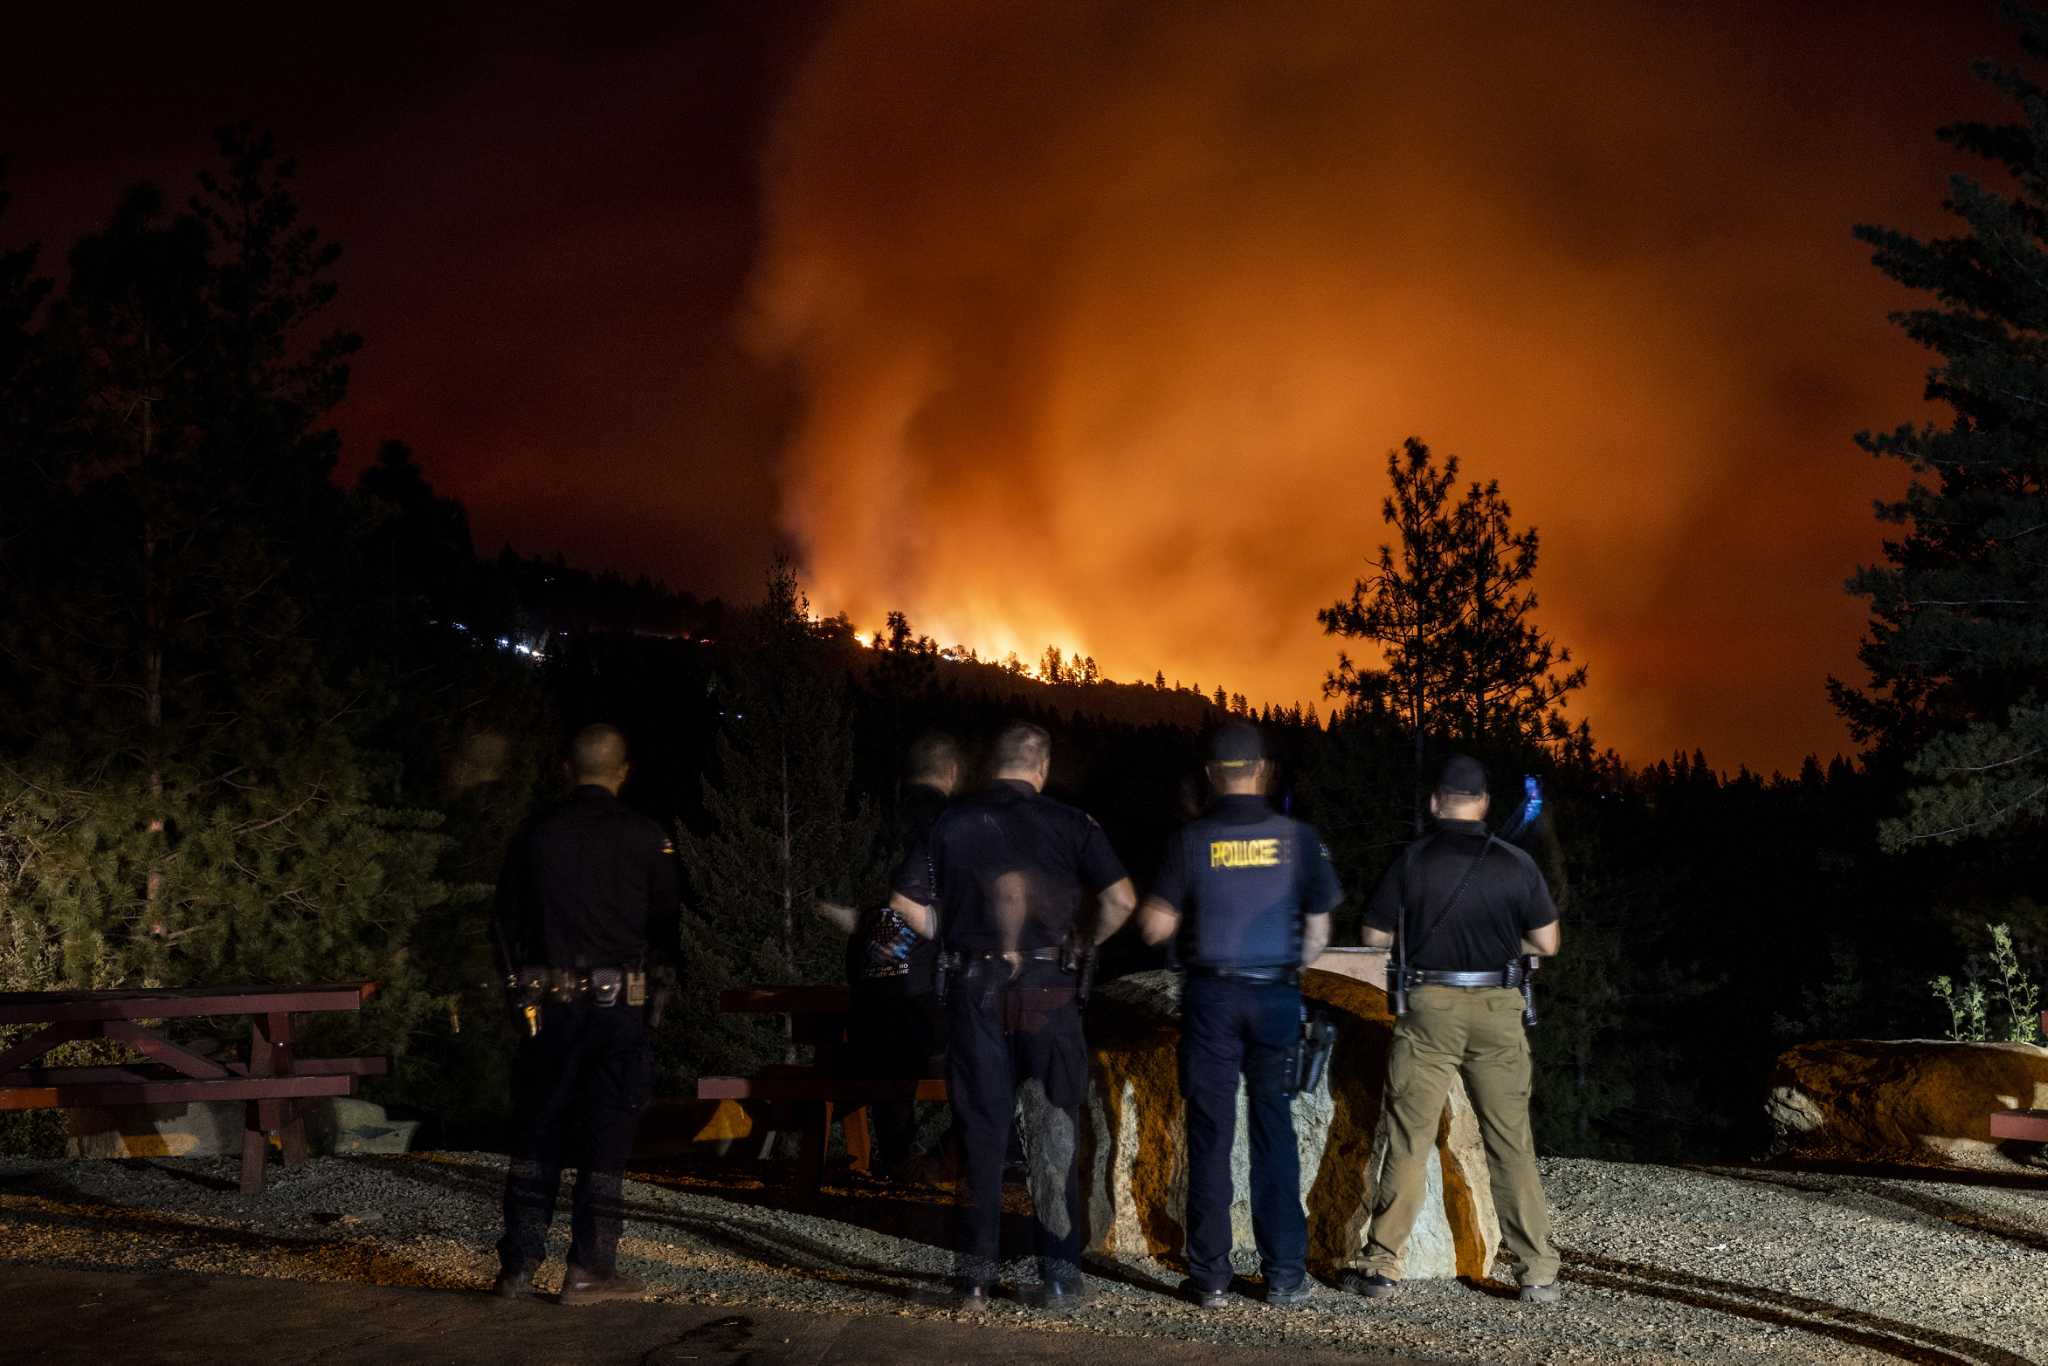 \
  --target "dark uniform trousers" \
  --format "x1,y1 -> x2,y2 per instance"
947,960 -> 1087,1287
1181,975 -> 1307,1292
498,1002 -> 653,1277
